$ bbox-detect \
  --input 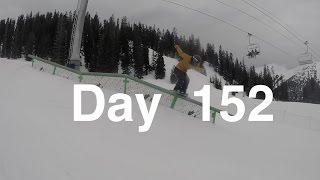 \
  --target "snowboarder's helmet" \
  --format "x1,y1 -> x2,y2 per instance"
191,55 -> 201,66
